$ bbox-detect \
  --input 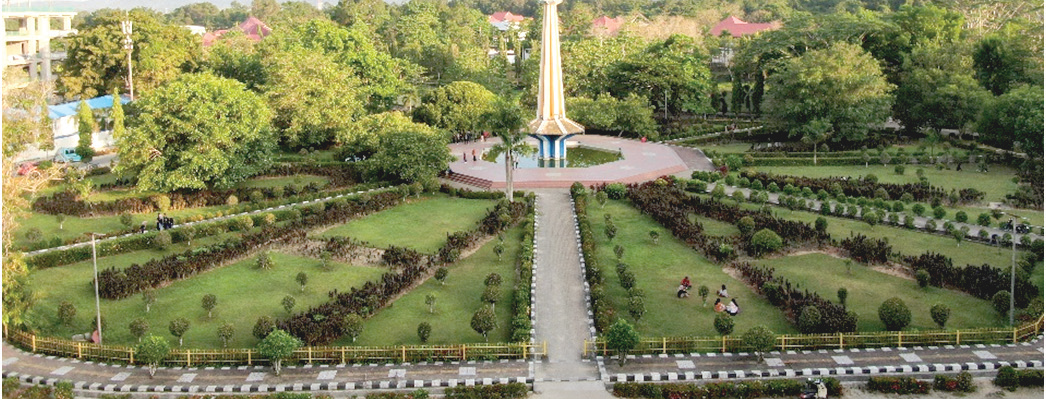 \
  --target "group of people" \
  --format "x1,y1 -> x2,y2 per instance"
156,213 -> 174,231
463,149 -> 478,162
676,278 -> 741,316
